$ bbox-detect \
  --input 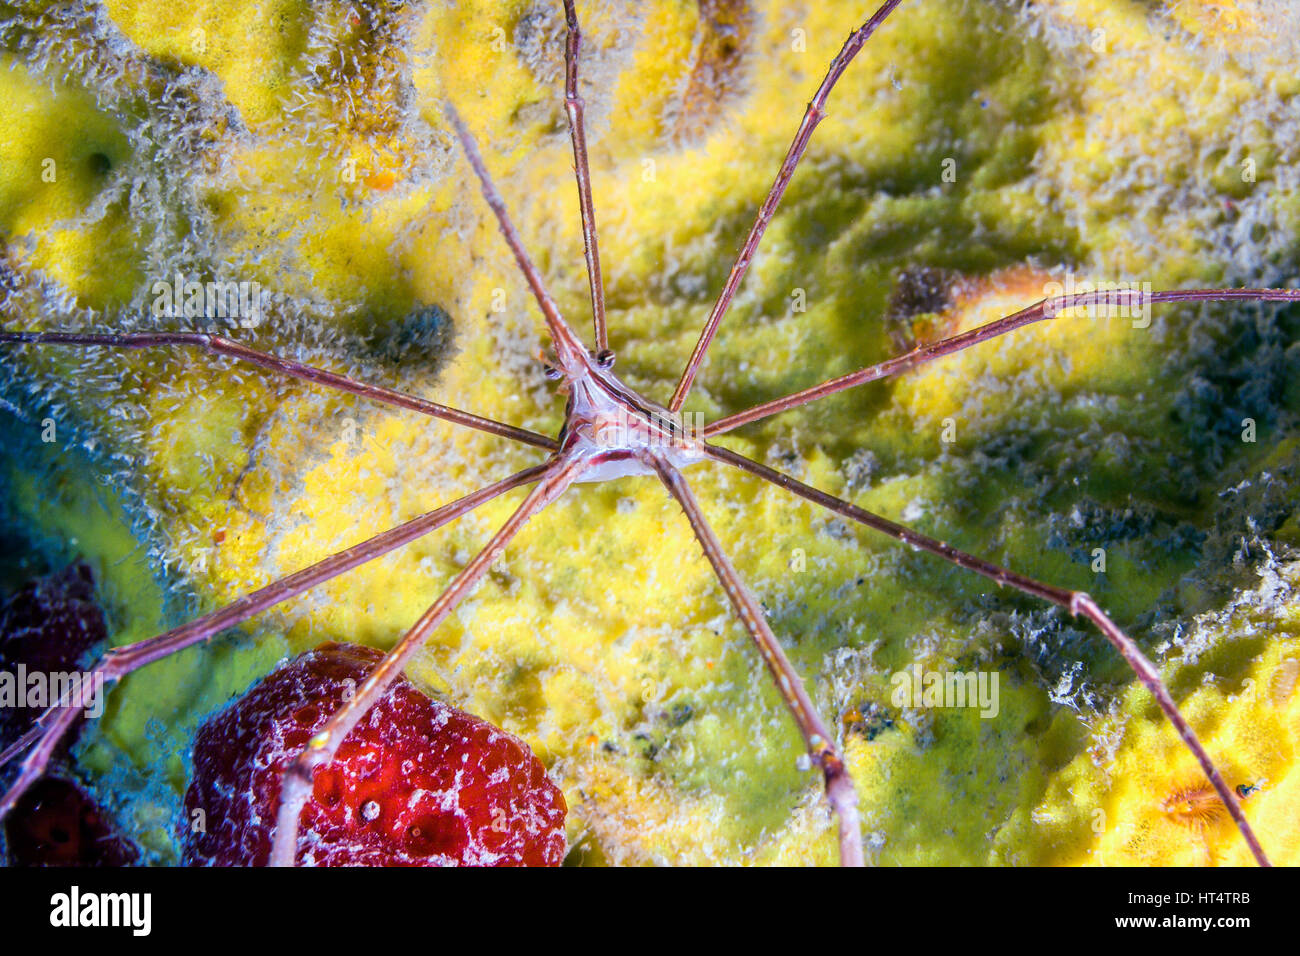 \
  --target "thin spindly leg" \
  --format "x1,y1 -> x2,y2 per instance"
651,456 -> 864,867
561,0 -> 608,353
268,453 -> 587,866
705,287 -> 1300,436
0,462 -> 552,818
668,0 -> 906,412
443,103 -> 592,372
0,330 -> 557,450
705,443 -> 1271,867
